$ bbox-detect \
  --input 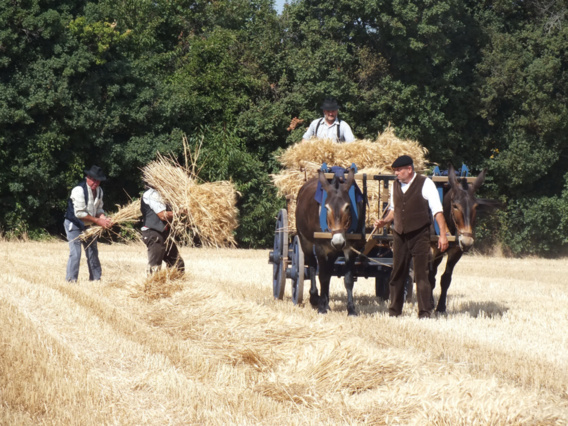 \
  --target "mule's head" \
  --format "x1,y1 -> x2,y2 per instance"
318,168 -> 355,251
447,165 -> 487,252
